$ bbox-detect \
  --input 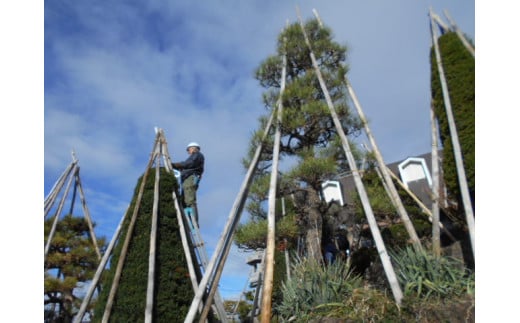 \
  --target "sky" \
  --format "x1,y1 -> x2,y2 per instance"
8,0 -> 519,320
